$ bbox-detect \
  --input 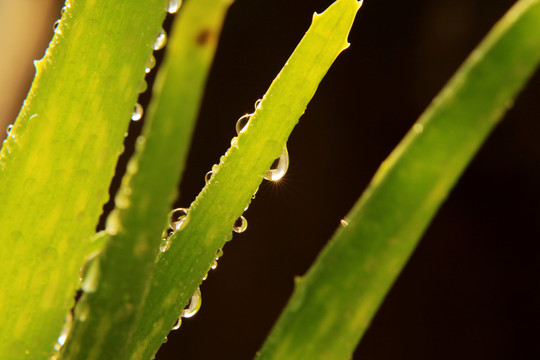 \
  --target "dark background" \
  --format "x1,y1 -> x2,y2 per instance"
5,0 -> 539,359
